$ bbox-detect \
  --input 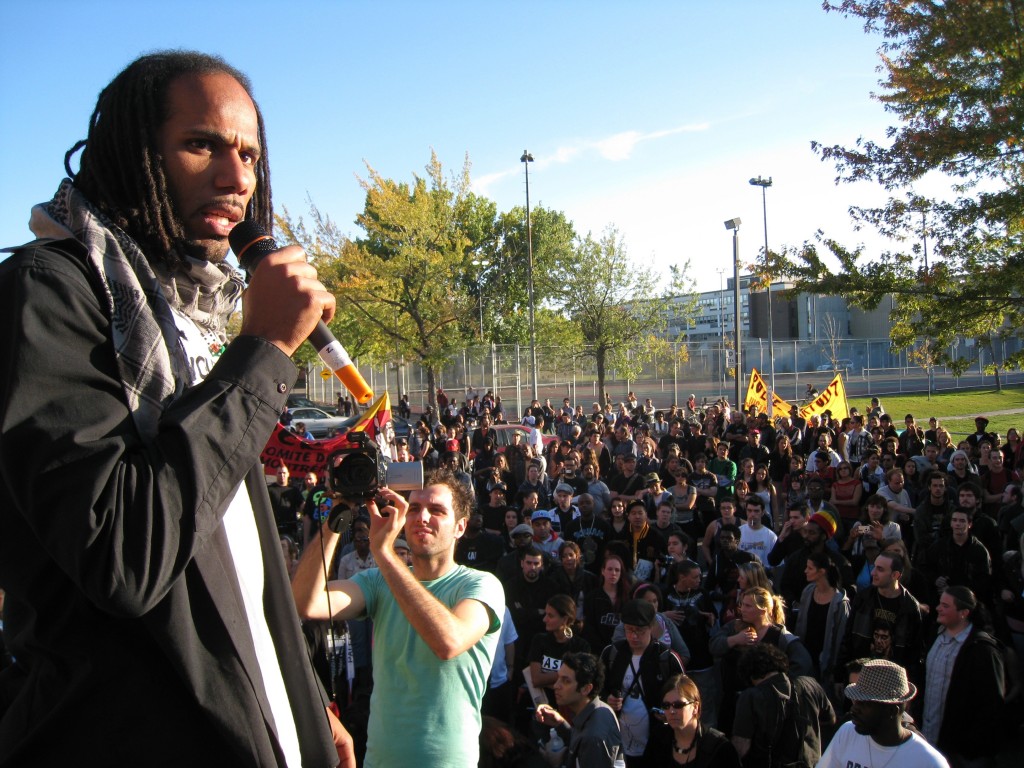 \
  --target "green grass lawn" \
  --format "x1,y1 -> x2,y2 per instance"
854,386 -> 1024,438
